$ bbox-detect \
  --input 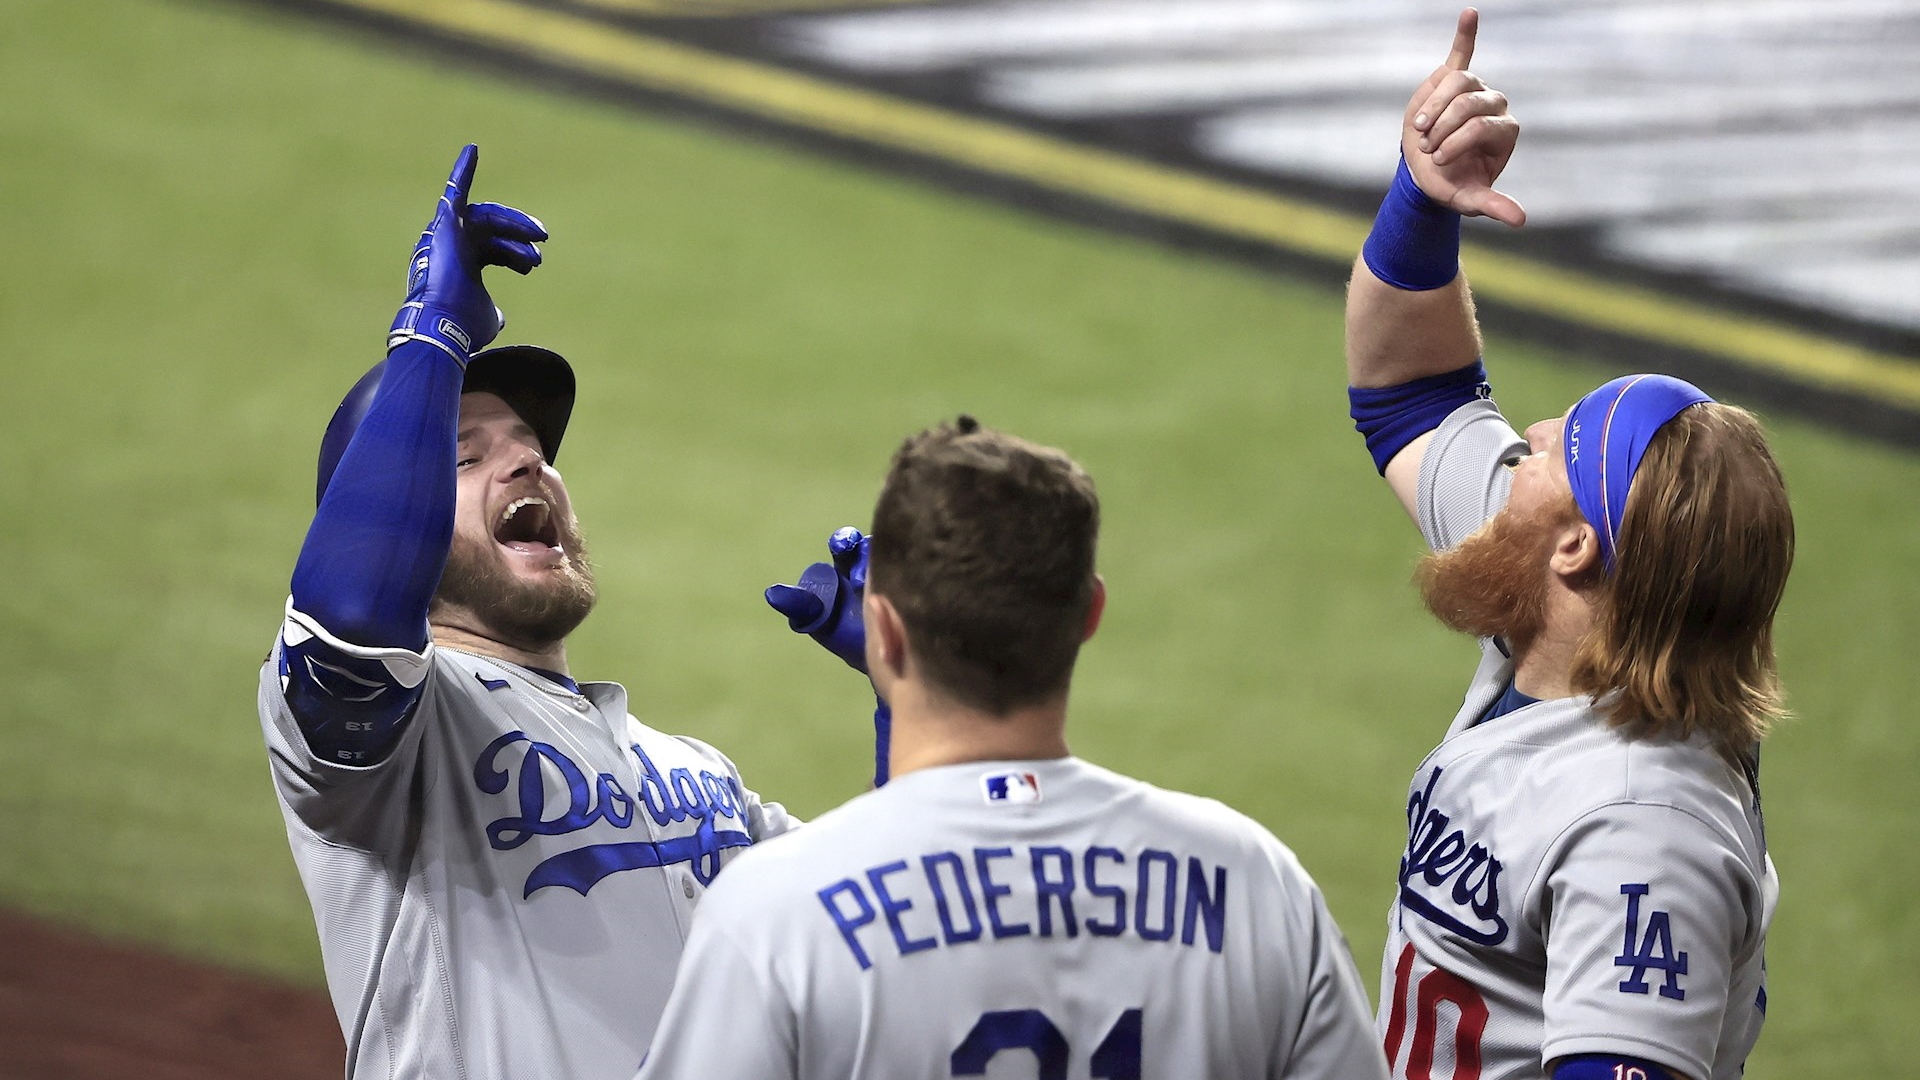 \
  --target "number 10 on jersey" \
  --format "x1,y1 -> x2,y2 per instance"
1383,944 -> 1488,1080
